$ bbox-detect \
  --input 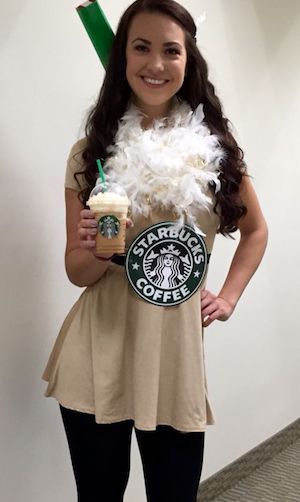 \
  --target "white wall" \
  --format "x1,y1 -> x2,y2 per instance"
0,0 -> 299,500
